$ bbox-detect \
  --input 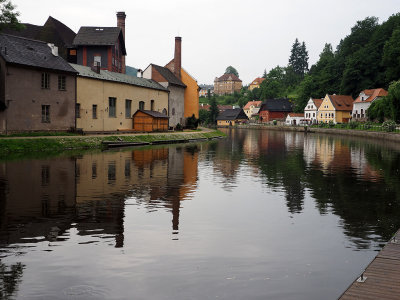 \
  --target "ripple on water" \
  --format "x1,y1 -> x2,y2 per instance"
62,285 -> 108,299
